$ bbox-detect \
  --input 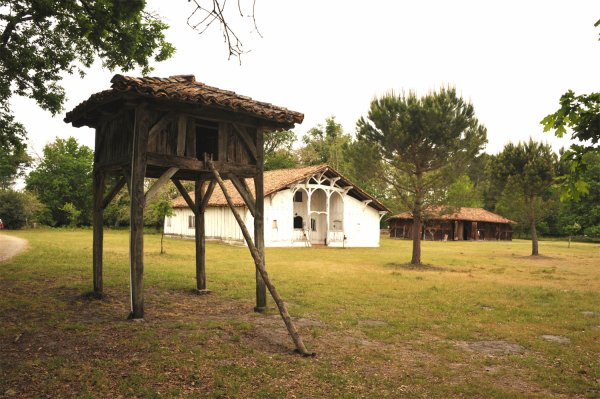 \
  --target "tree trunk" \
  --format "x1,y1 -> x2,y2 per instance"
411,216 -> 421,264
411,174 -> 423,265
529,197 -> 539,256
160,229 -> 164,255
530,218 -> 539,256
